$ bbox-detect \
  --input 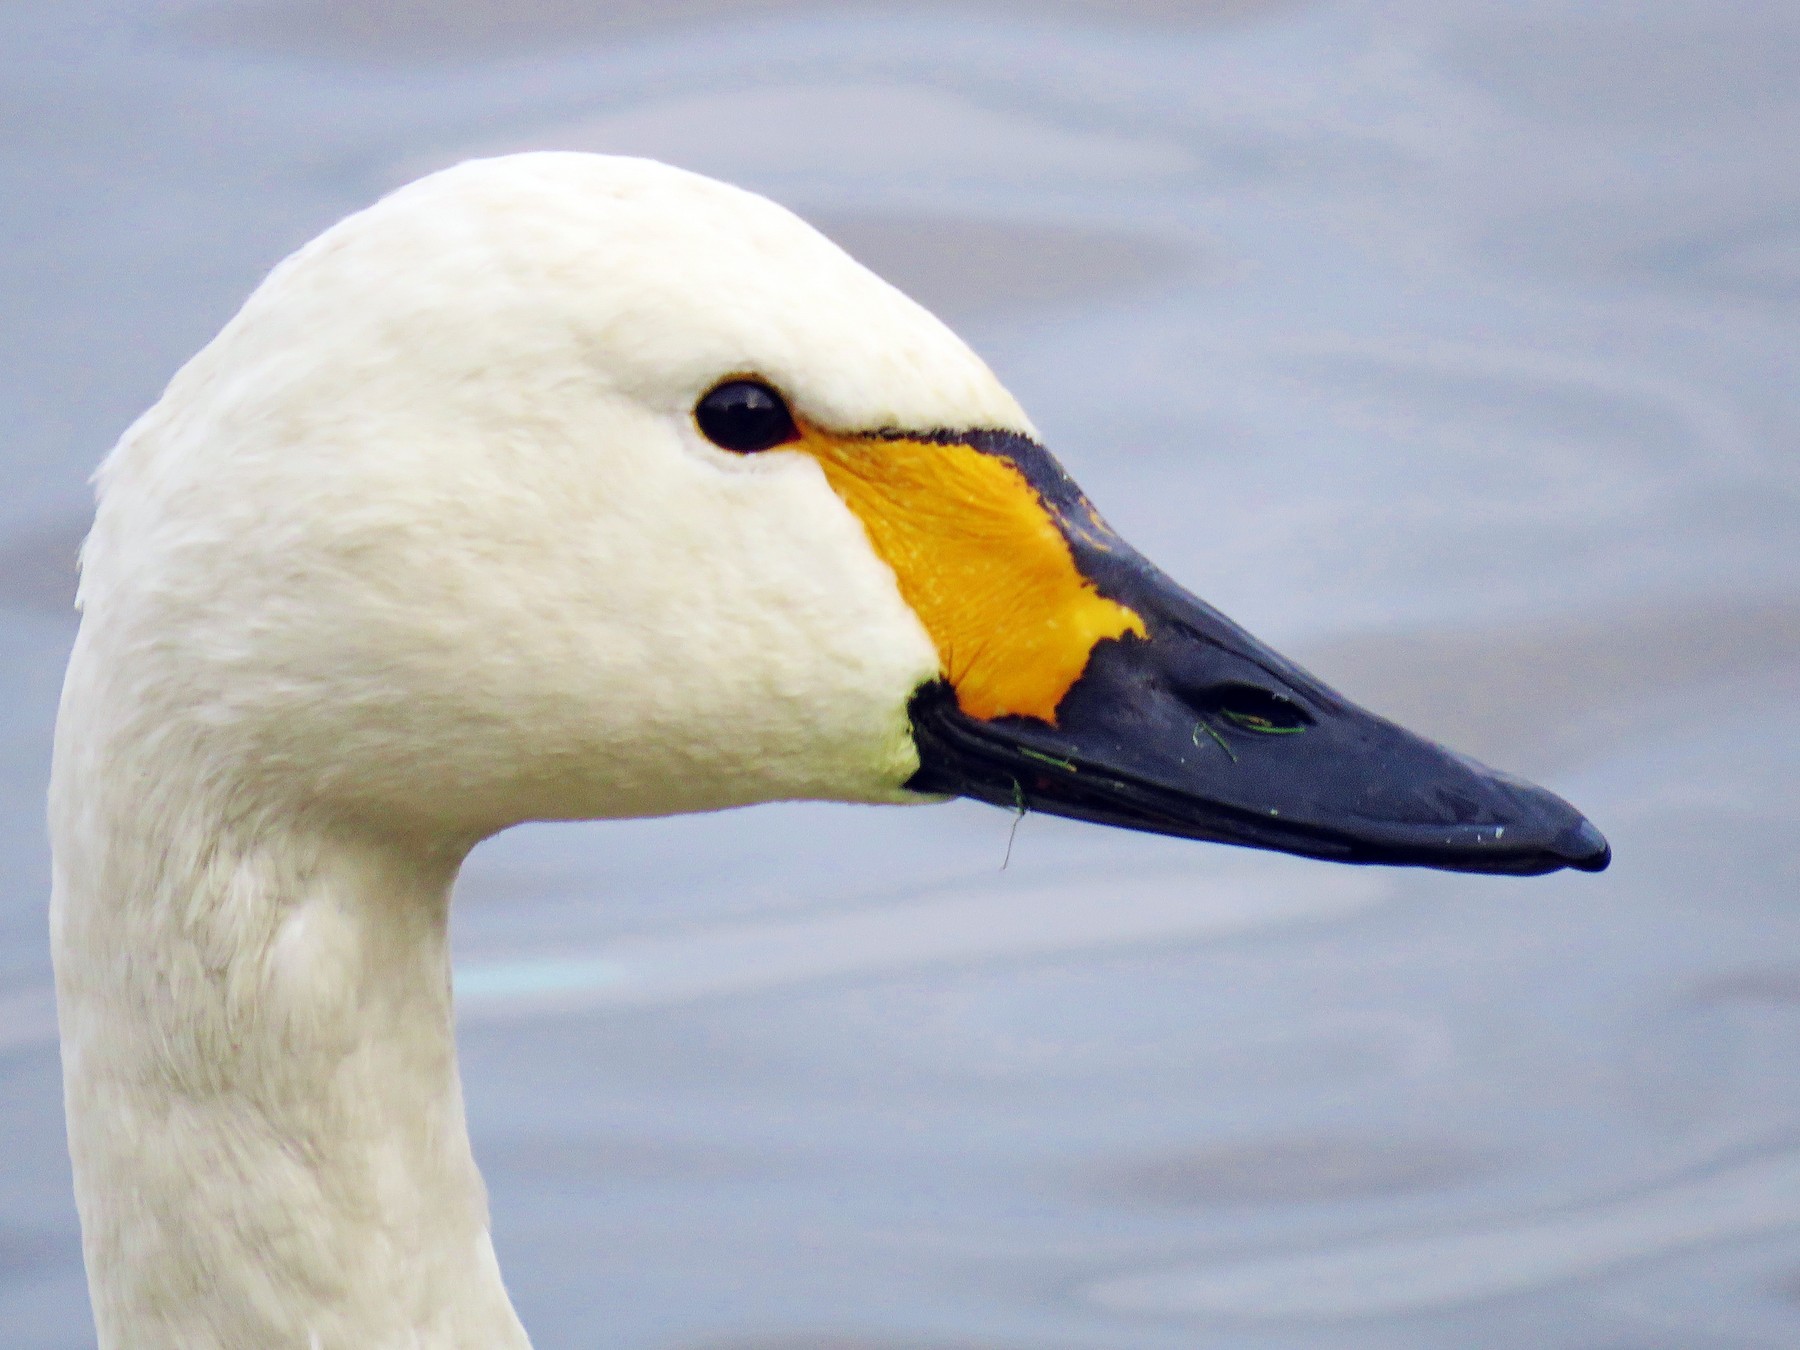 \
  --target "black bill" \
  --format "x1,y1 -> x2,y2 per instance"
903,432 -> 1610,877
